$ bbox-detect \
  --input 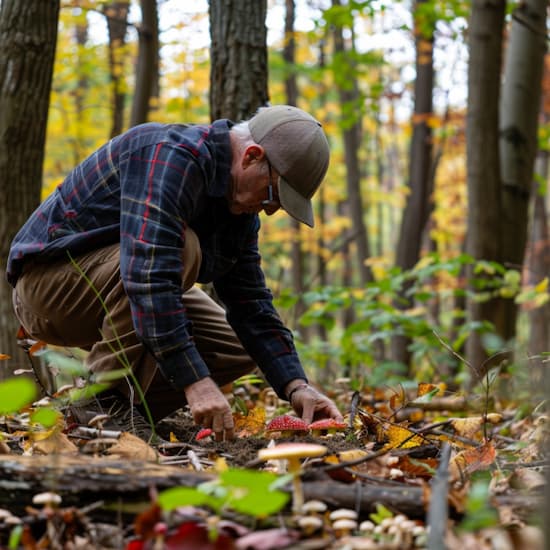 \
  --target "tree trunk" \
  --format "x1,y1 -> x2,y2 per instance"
495,0 -> 547,343
331,0 -> 372,287
465,0 -> 506,375
105,1 -> 130,137
391,0 -> 435,368
283,0 -> 308,337
0,0 -> 60,376
209,0 -> 269,121
130,0 -> 158,127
